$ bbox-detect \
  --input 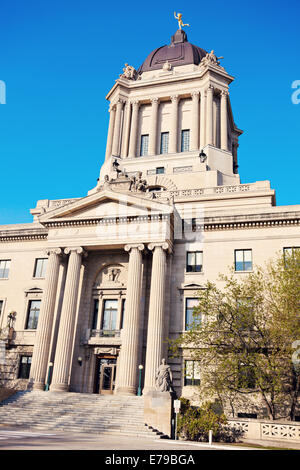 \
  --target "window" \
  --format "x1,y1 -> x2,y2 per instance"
0,300 -> 3,318
185,298 -> 201,330
120,299 -> 126,329
238,363 -> 256,389
237,413 -> 257,419
18,356 -> 32,379
184,360 -> 201,386
102,299 -> 118,333
235,249 -> 252,271
160,132 -> 169,154
0,260 -> 10,279
33,258 -> 48,278
140,134 -> 149,156
186,251 -> 203,272
26,300 -> 41,329
181,129 -> 190,152
91,299 -> 99,330
156,167 -> 165,174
